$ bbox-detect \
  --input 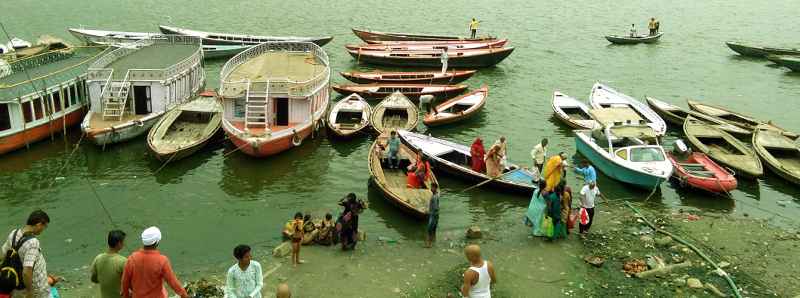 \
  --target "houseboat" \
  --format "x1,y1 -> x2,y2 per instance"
81,36 -> 204,146
0,46 -> 109,155
219,41 -> 330,157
